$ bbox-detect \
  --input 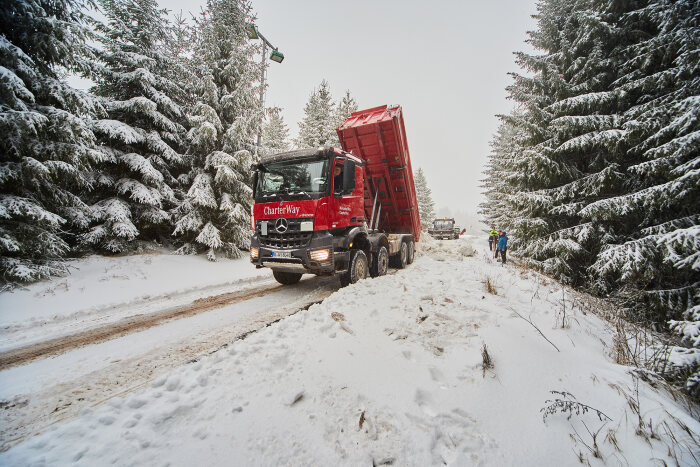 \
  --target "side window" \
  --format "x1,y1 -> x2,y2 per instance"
343,160 -> 356,193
